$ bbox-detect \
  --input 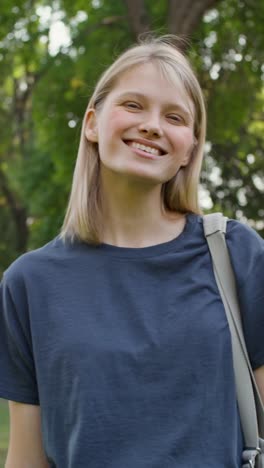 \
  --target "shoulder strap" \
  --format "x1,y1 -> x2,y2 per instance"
203,212 -> 264,448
